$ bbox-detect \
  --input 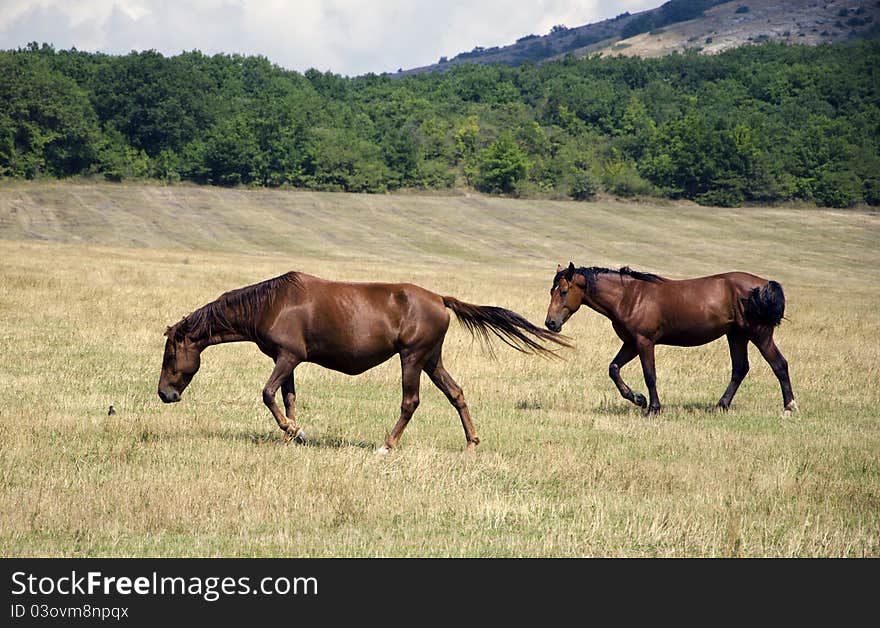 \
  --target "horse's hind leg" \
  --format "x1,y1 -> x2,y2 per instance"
636,339 -> 661,416
423,351 -> 480,452
377,353 -> 423,454
715,331 -> 749,412
609,343 -> 647,409
751,331 -> 797,417
262,354 -> 304,443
